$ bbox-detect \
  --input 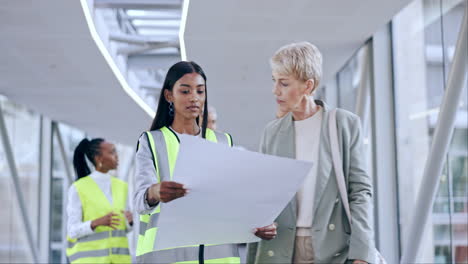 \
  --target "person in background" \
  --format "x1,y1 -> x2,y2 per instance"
66,138 -> 133,264
207,105 -> 218,130
247,42 -> 375,264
